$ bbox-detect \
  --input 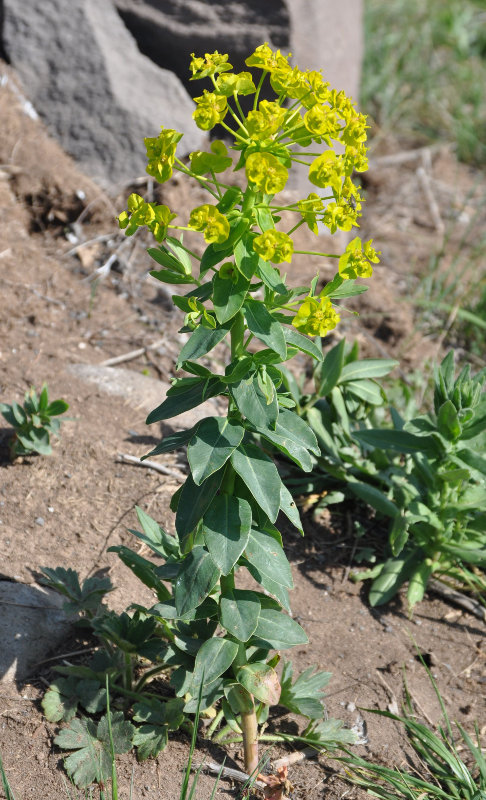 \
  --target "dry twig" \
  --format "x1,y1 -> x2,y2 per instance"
116,452 -> 186,482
